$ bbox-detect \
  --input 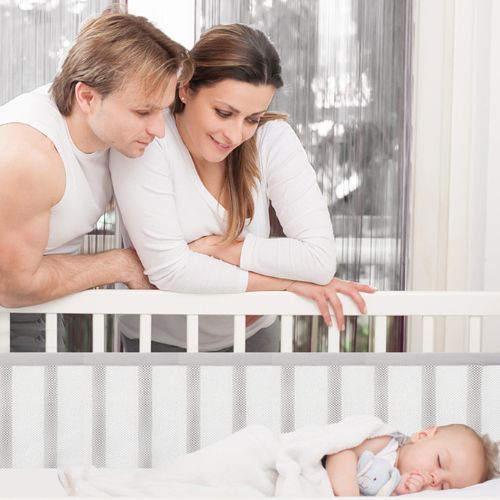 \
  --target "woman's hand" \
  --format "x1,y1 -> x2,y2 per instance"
287,278 -> 375,330
188,235 -> 220,255
188,235 -> 243,266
